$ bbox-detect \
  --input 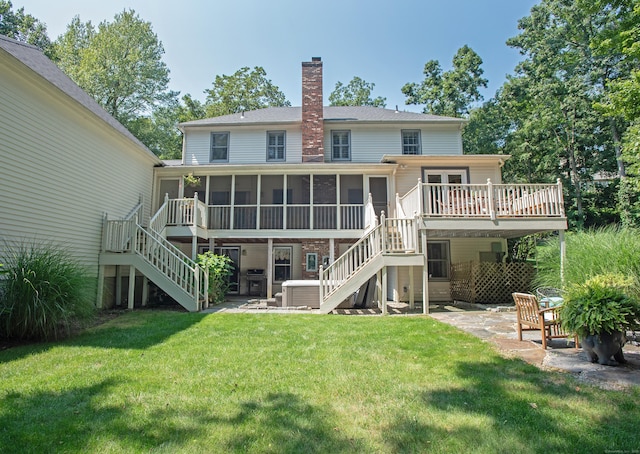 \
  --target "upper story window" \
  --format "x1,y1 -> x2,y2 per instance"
267,131 -> 286,161
331,130 -> 351,161
402,130 -> 421,155
210,132 -> 230,162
